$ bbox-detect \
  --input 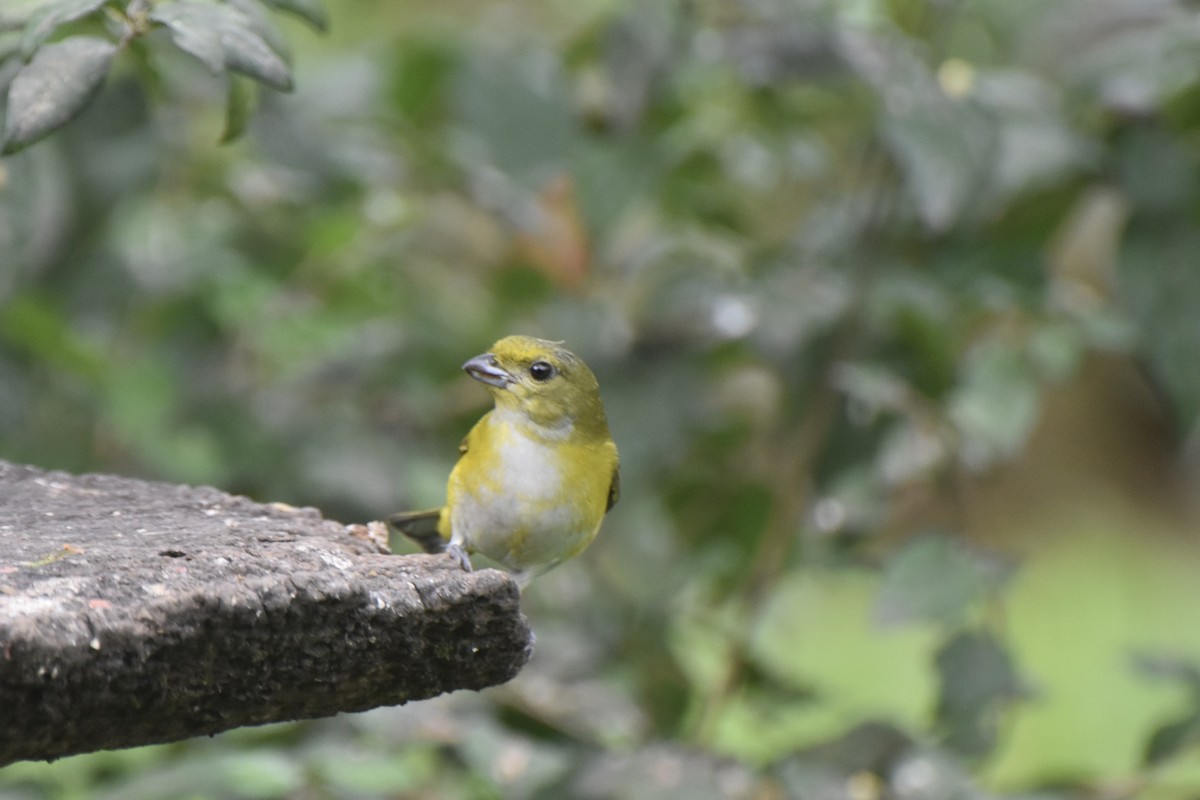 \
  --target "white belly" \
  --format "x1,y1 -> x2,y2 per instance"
450,430 -> 594,570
